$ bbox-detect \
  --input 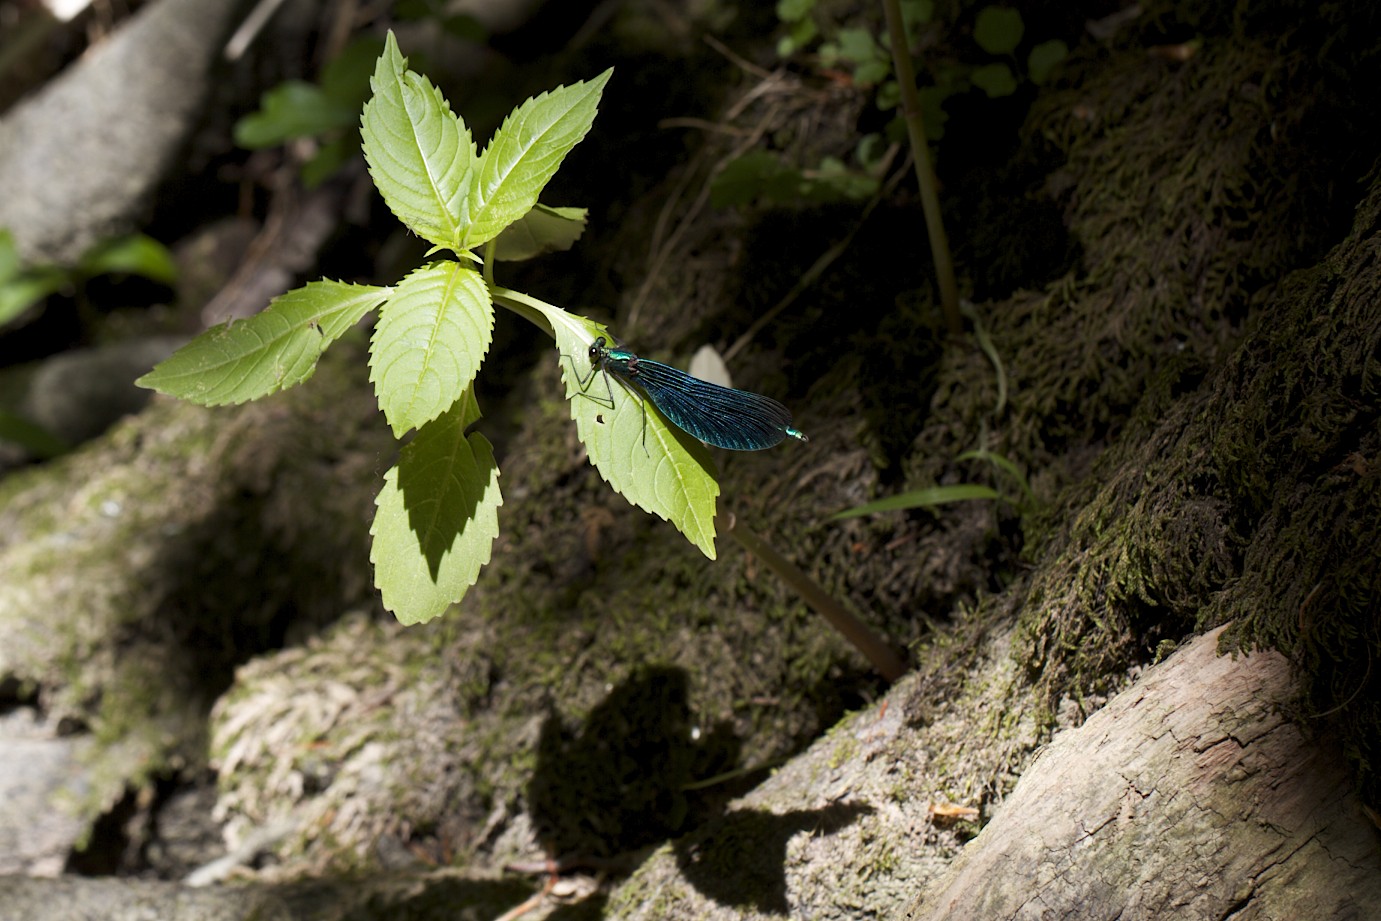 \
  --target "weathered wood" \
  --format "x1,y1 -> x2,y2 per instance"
906,626 -> 1381,921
